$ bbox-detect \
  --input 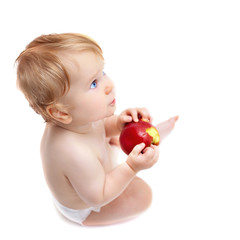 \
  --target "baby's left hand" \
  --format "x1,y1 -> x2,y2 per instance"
117,108 -> 153,131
